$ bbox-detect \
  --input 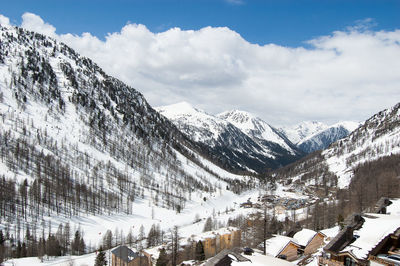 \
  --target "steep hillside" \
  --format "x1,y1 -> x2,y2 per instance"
274,103 -> 400,190
157,103 -> 303,173
297,122 -> 360,153
0,25 -> 254,234
280,121 -> 328,144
